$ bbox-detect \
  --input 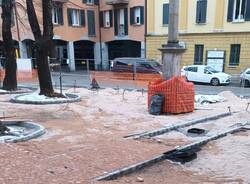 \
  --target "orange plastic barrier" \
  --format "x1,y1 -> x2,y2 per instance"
148,77 -> 195,114
0,69 -> 37,82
